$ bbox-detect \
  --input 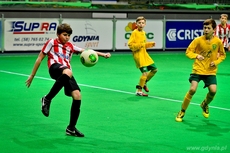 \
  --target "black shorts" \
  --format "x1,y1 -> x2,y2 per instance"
189,74 -> 217,88
49,63 -> 81,96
